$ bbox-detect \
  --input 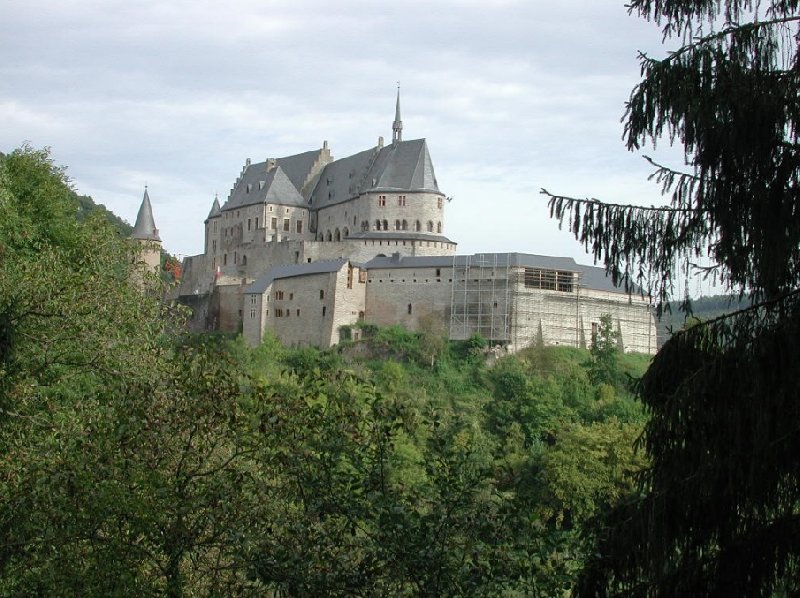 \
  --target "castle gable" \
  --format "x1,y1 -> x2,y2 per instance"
224,164 -> 306,211
275,149 -> 329,197
370,139 -> 439,192
310,146 -> 378,207
246,258 -> 352,294
310,139 -> 440,208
